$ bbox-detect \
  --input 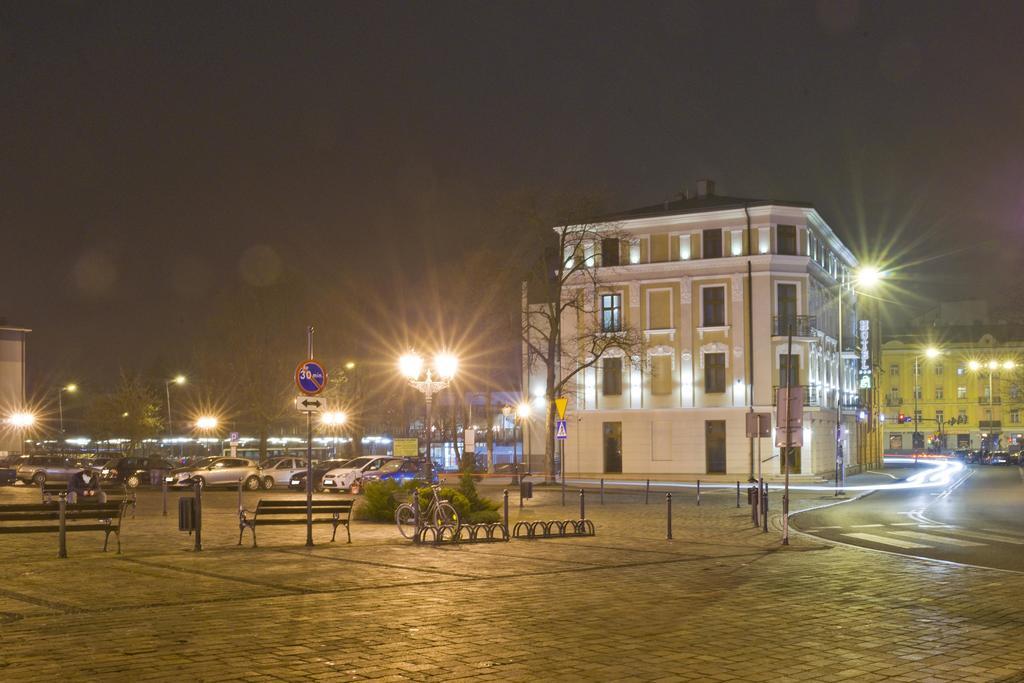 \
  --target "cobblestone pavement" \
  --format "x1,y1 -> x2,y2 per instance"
1,476 -> 1023,682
